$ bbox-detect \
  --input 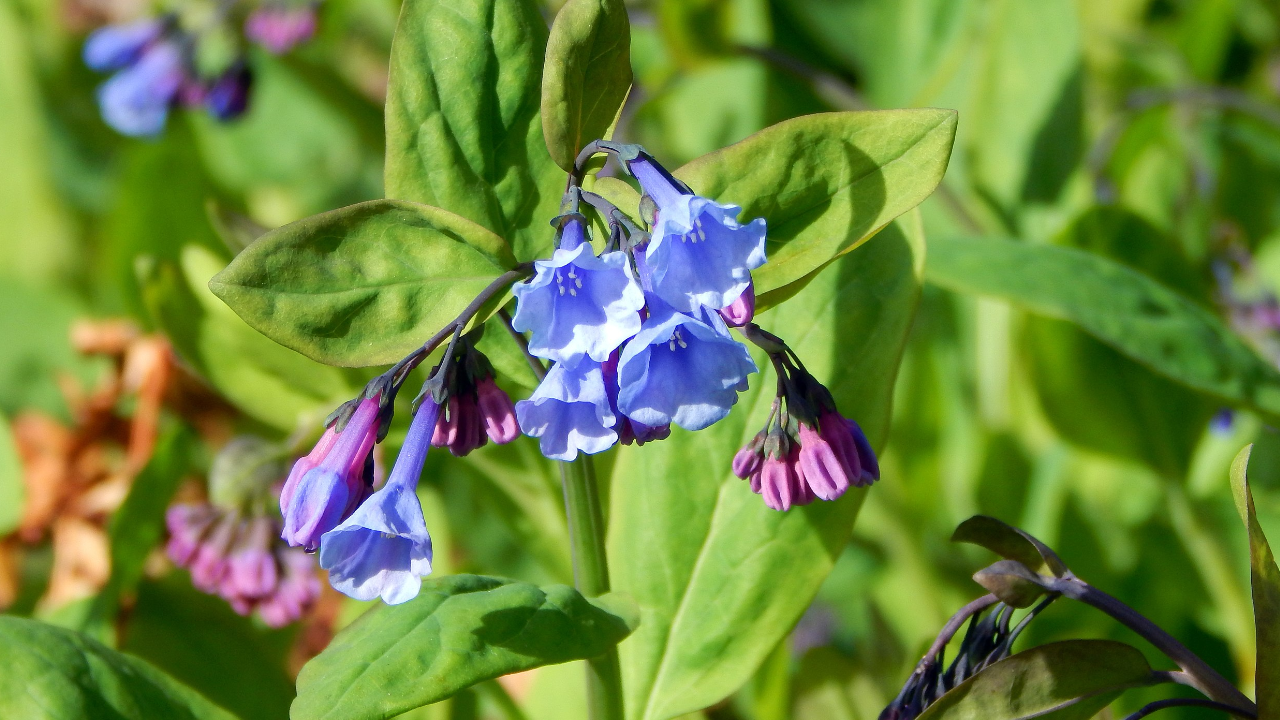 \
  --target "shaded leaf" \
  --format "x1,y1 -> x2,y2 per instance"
1229,445 -> 1280,717
972,560 -> 1048,608
952,516 -> 1067,578
209,200 -> 515,367
542,0 -> 632,171
916,640 -> 1153,720
384,0 -> 563,261
0,615 -> 236,720
672,109 -> 955,297
292,574 -> 639,720
611,214 -> 923,720
926,236 -> 1280,421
